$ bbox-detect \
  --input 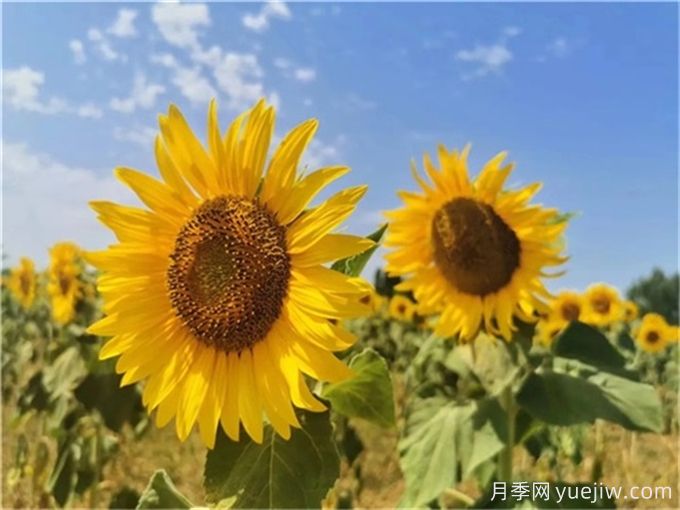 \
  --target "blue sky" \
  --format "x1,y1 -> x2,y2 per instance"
3,1 -> 678,293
